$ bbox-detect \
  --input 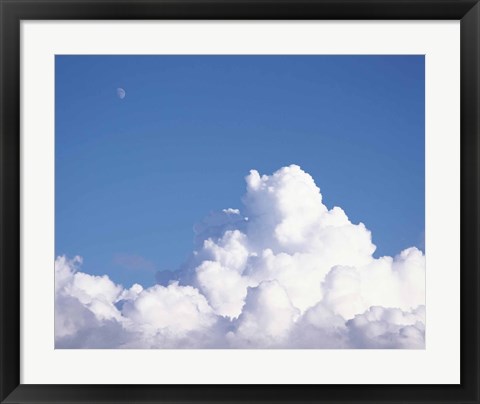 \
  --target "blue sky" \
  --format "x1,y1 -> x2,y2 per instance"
55,55 -> 424,288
